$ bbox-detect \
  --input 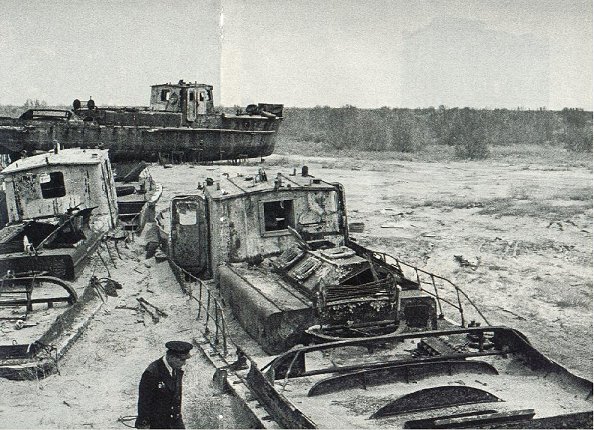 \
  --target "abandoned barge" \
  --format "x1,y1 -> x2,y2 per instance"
0,148 -> 161,377
0,80 -> 283,163
156,166 -> 593,428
